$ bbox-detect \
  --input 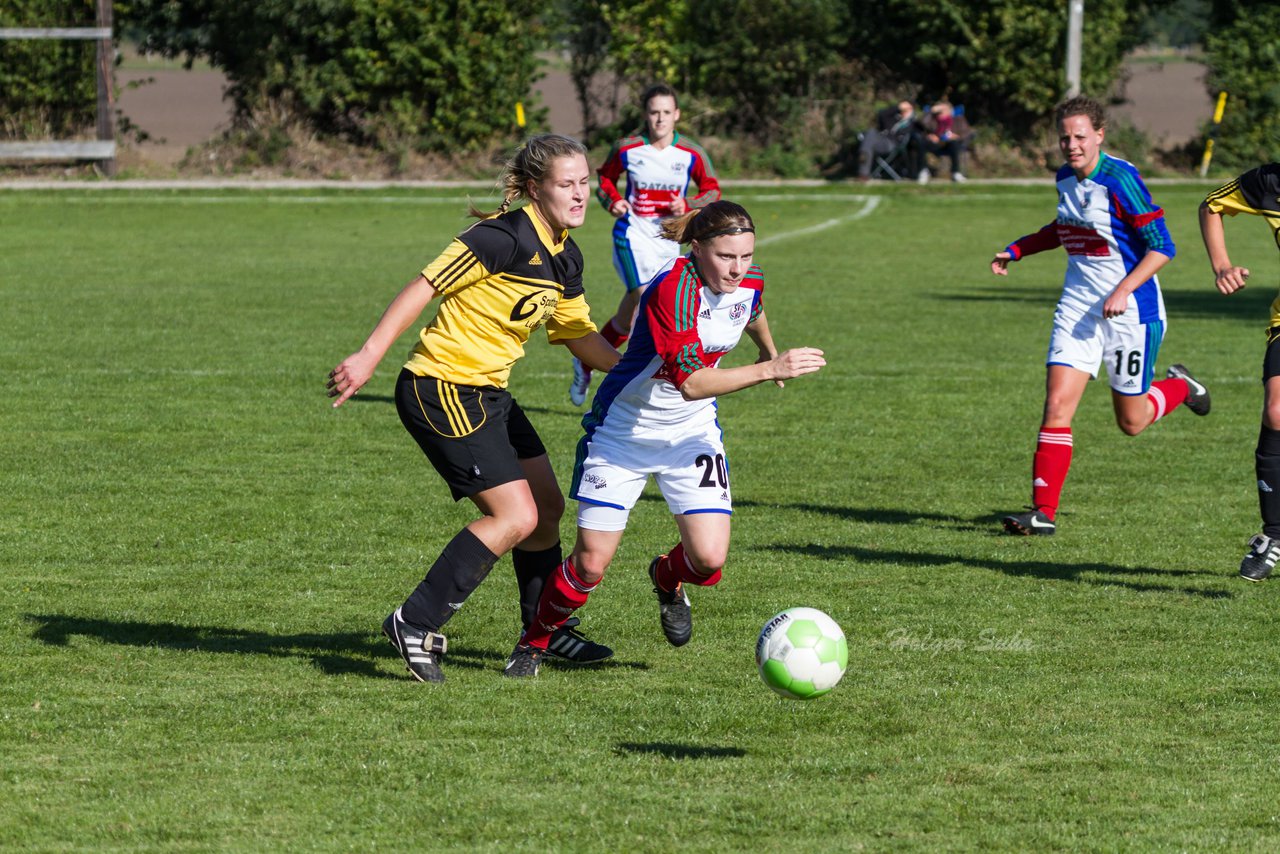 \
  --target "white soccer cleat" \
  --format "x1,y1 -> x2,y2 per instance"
569,358 -> 591,406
